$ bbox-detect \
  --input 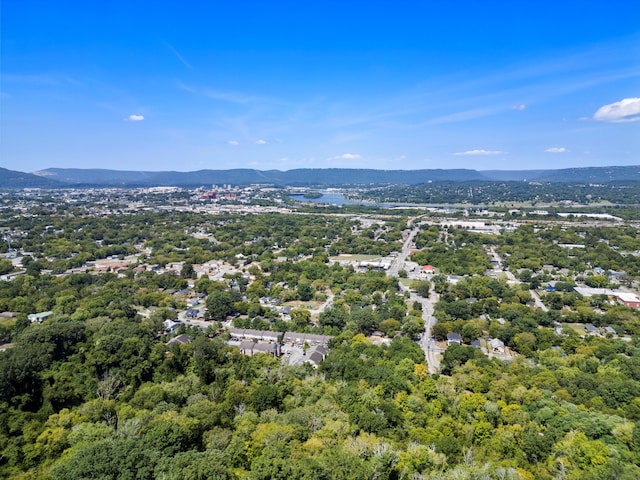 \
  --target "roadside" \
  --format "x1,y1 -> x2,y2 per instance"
391,225 -> 442,374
